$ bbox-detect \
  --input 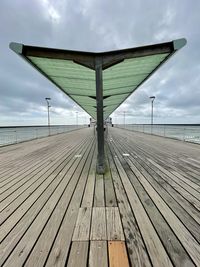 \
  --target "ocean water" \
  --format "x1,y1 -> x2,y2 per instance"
1,125 -> 200,147
117,124 -> 200,144
0,125 -> 84,146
